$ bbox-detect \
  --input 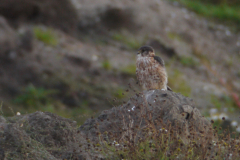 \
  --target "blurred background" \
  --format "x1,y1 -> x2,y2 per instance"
0,0 -> 239,130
